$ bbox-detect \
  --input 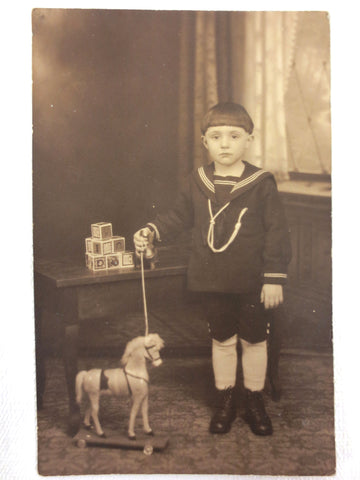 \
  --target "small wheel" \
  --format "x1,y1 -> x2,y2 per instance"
77,438 -> 87,449
143,443 -> 153,456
